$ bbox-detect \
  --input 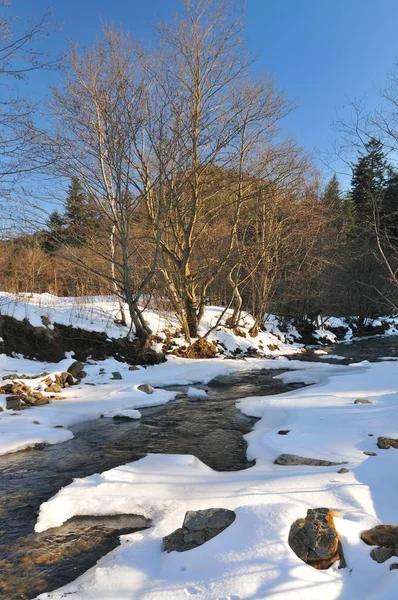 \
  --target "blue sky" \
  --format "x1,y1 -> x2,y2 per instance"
17,0 -> 398,186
